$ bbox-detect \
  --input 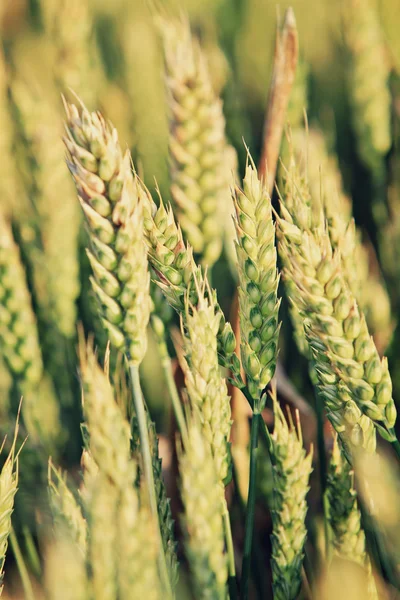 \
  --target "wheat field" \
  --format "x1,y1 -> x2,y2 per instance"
0,0 -> 400,598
